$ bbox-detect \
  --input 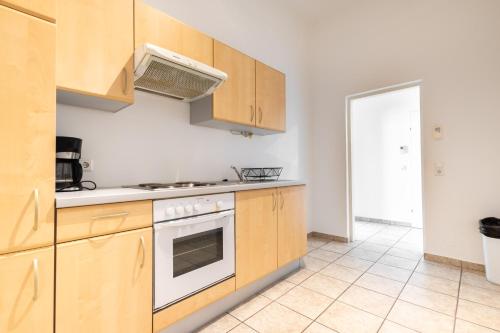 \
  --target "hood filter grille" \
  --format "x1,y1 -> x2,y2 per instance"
134,56 -> 219,100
